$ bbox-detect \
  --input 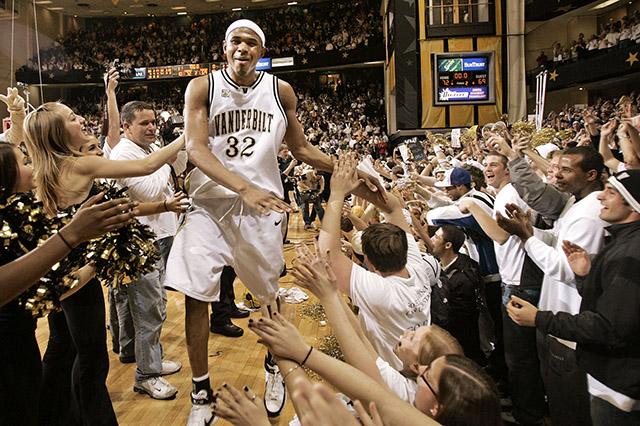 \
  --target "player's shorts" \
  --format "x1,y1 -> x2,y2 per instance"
164,197 -> 284,302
